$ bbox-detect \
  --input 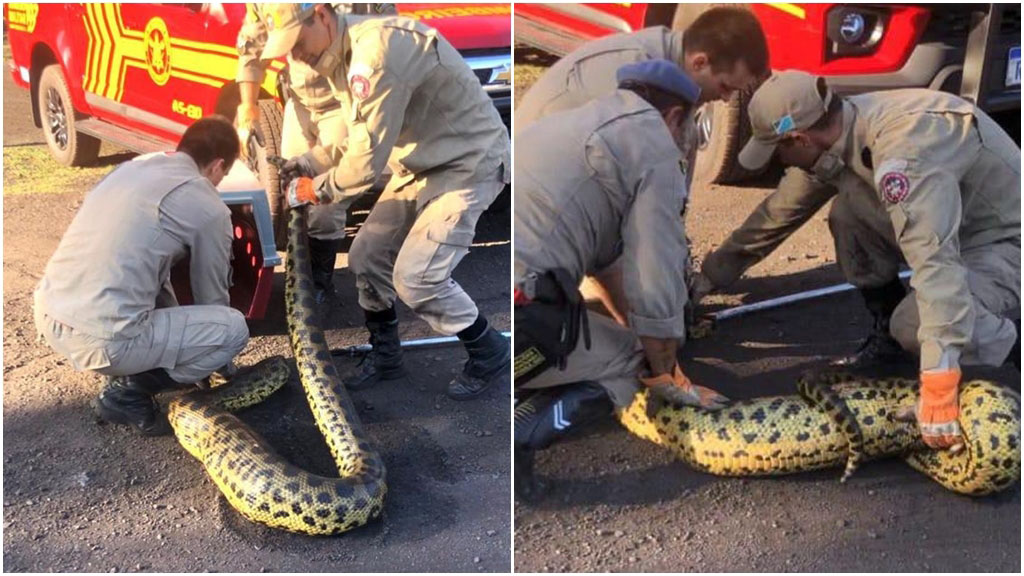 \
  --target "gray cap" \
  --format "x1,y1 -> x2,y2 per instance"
738,71 -> 834,170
